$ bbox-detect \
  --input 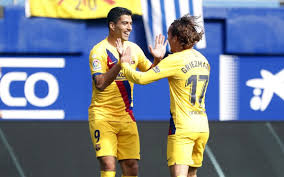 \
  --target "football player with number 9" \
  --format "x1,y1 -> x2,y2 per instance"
88,7 -> 167,177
